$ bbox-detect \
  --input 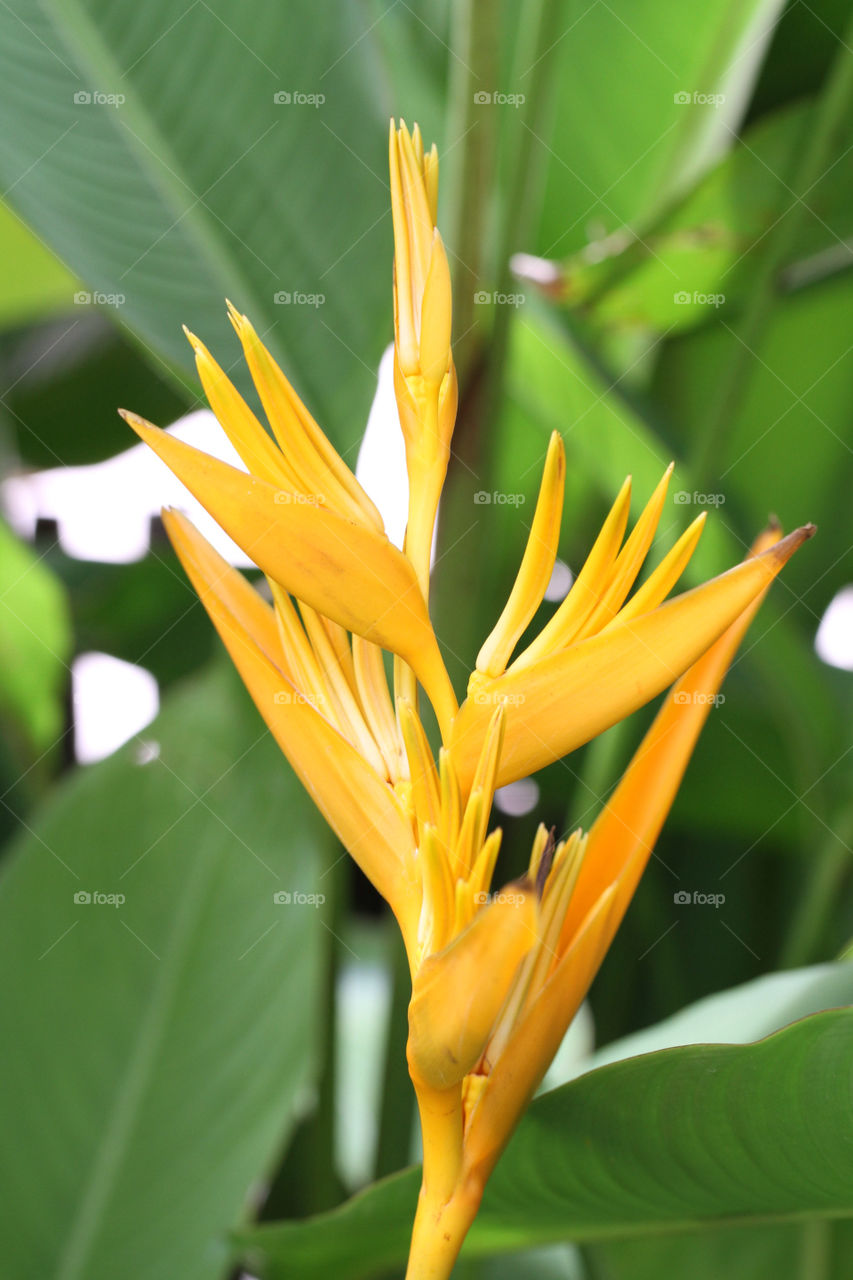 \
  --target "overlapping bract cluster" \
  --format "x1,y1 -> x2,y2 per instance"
122,120 -> 812,1280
